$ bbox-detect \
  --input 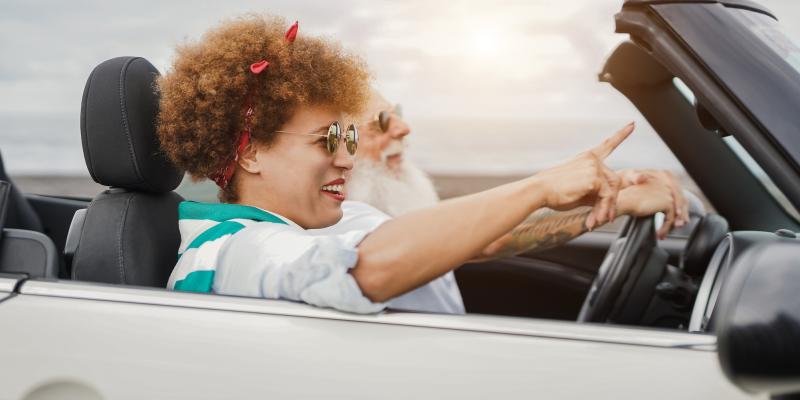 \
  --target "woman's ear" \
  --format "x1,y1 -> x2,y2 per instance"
237,143 -> 261,174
